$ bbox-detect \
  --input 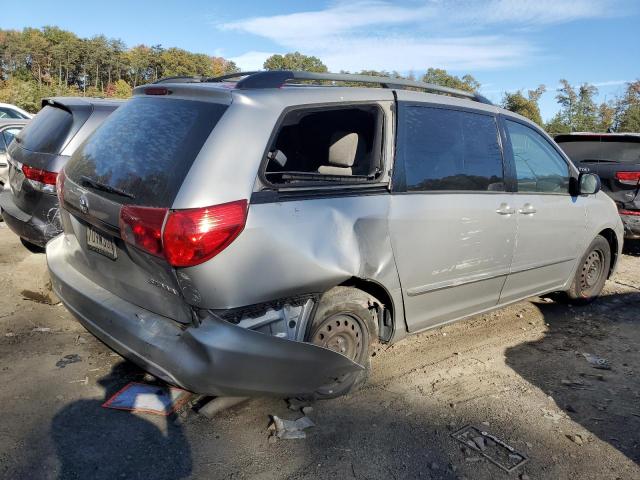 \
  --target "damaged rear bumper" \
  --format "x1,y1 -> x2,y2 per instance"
47,235 -> 363,397
0,190 -> 61,247
620,210 -> 640,239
